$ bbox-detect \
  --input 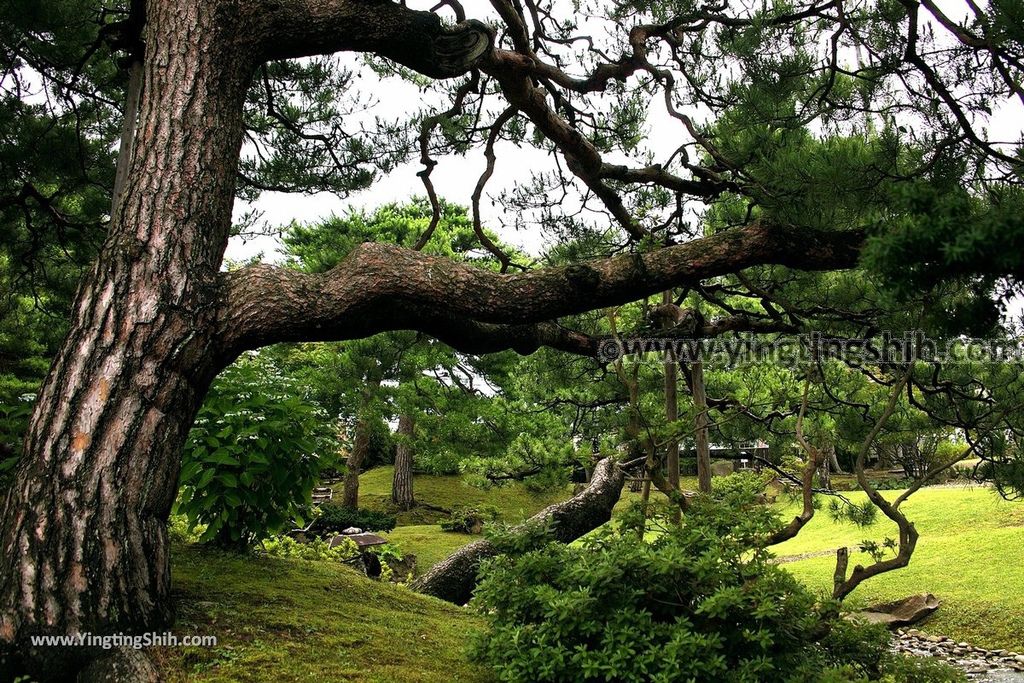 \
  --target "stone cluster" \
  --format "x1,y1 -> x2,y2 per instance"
895,629 -> 1024,679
